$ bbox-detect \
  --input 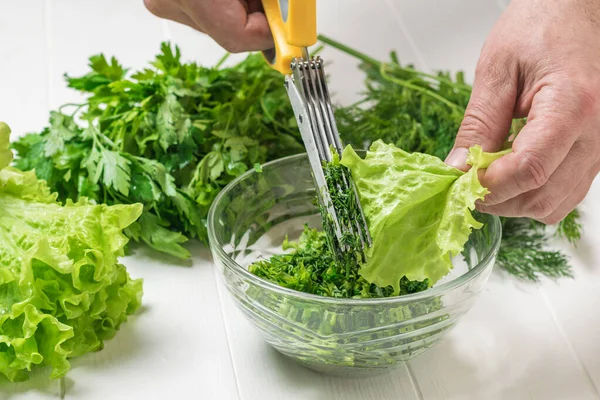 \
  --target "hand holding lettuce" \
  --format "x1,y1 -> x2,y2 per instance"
0,123 -> 143,382
341,141 -> 508,292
